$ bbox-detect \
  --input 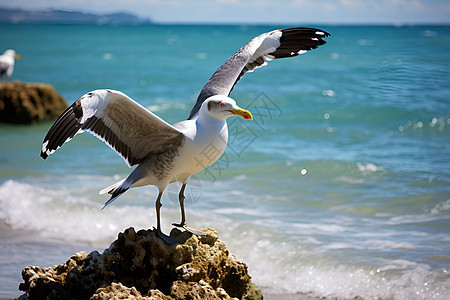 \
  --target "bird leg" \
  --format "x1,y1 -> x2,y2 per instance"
154,191 -> 179,245
172,182 -> 206,236
173,182 -> 187,226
